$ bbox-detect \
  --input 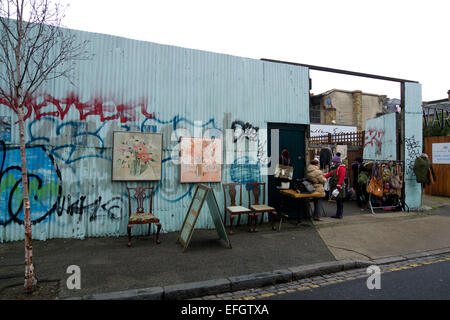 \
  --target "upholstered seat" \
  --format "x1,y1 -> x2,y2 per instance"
247,182 -> 279,232
127,186 -> 162,247
227,206 -> 252,214
223,183 -> 254,234
129,213 -> 159,223
250,204 -> 275,212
